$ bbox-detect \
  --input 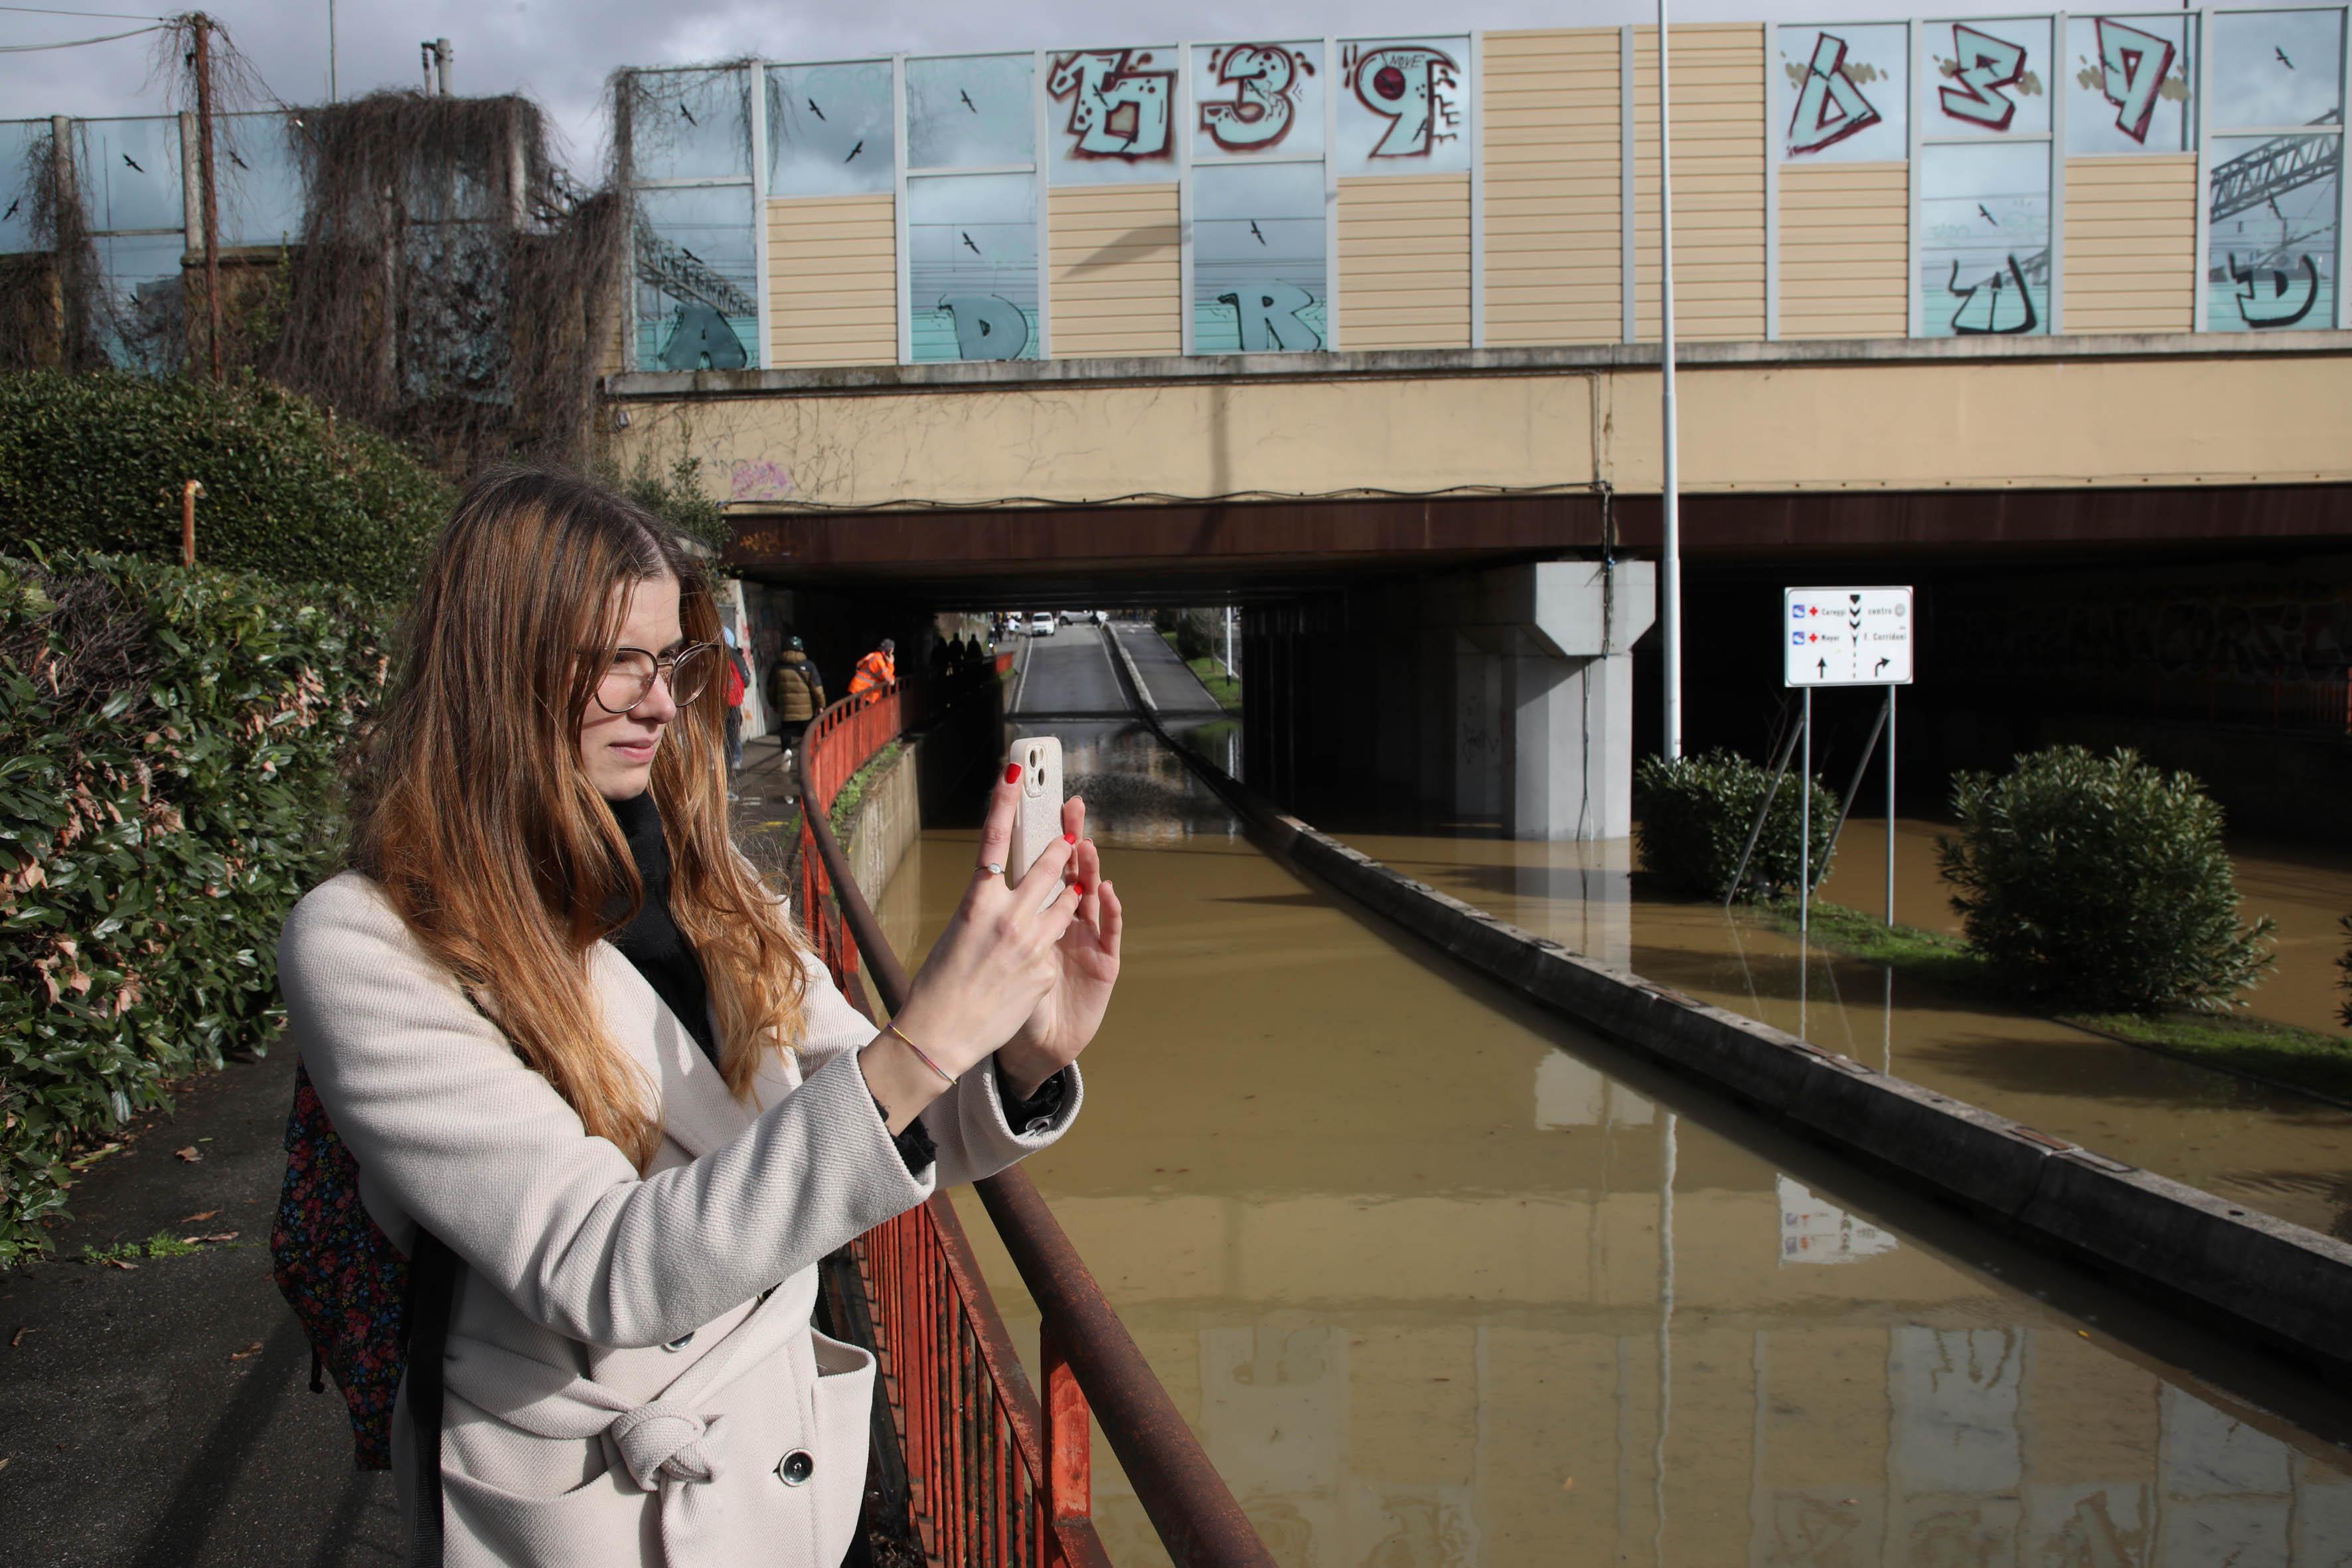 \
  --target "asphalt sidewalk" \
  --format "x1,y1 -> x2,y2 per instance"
0,1048 -> 400,1568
